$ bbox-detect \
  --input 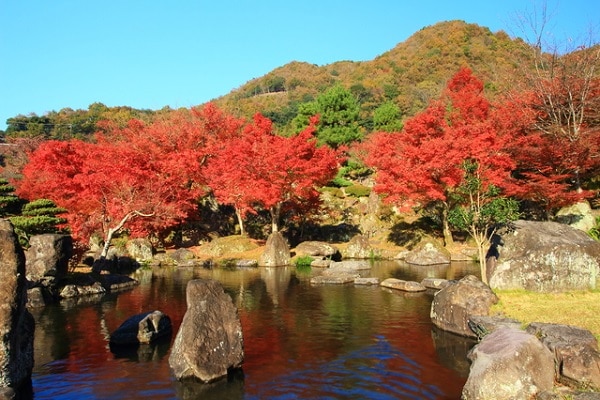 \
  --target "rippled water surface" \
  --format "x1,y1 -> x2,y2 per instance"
29,261 -> 478,399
